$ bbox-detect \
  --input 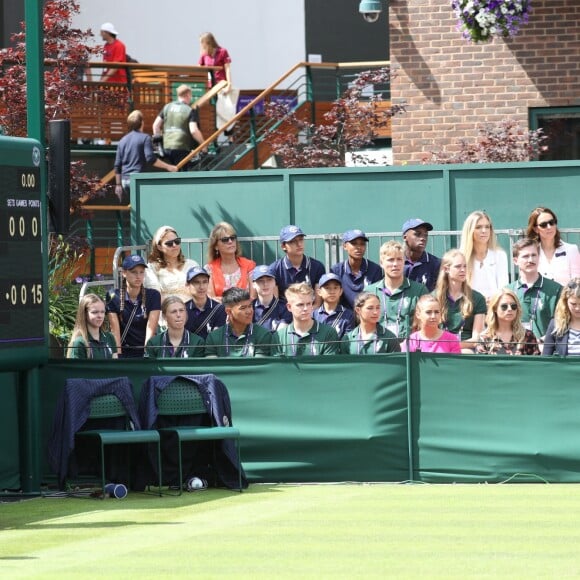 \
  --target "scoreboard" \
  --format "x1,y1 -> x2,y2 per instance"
0,136 -> 48,369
